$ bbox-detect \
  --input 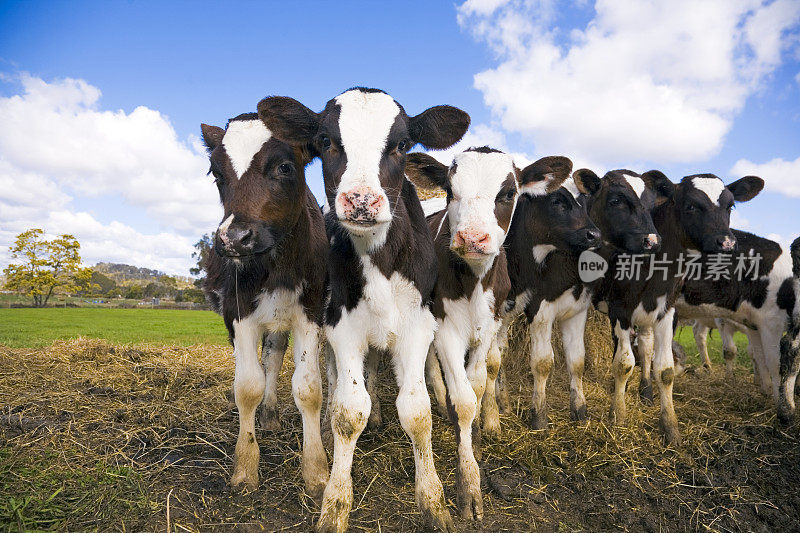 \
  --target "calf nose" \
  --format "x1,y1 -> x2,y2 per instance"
453,229 -> 491,253
583,228 -> 601,245
338,186 -> 385,222
226,226 -> 254,253
643,233 -> 660,251
717,235 -> 736,251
